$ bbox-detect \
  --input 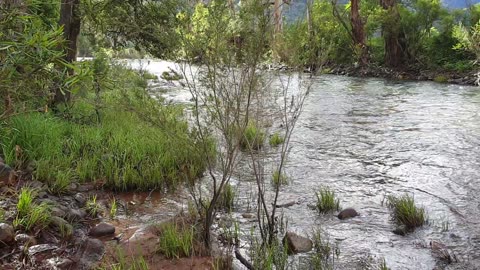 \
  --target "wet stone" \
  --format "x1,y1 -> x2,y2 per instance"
15,234 -> 36,247
51,207 -> 66,217
76,238 -> 105,269
283,232 -> 313,254
74,193 -> 86,206
28,244 -> 58,264
0,223 -> 15,244
337,208 -> 359,220
89,222 -> 115,237
66,208 -> 87,221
